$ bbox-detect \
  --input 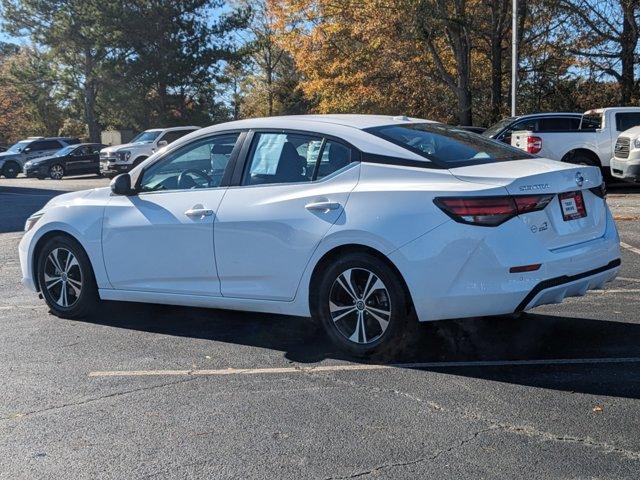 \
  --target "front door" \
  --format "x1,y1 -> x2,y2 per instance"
101,133 -> 241,295
215,131 -> 359,301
